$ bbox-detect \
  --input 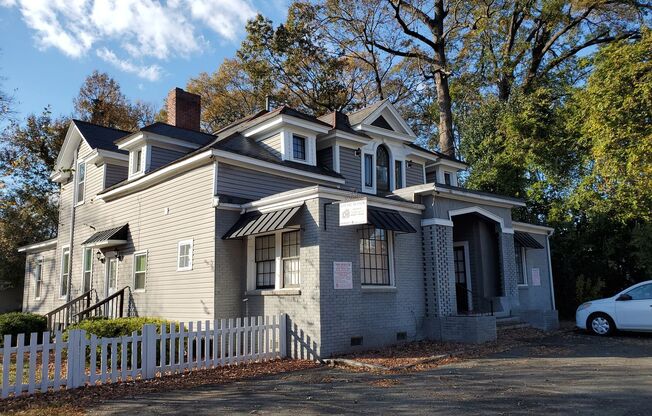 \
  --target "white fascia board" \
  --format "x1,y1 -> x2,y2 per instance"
117,132 -> 201,152
424,158 -> 468,170
17,238 -> 58,253
86,149 -> 130,167
96,150 -> 214,201
513,221 -> 554,235
354,124 -> 414,142
396,183 -> 526,208
242,185 -> 424,214
353,101 -> 416,138
211,150 -> 345,185
243,115 -> 331,138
